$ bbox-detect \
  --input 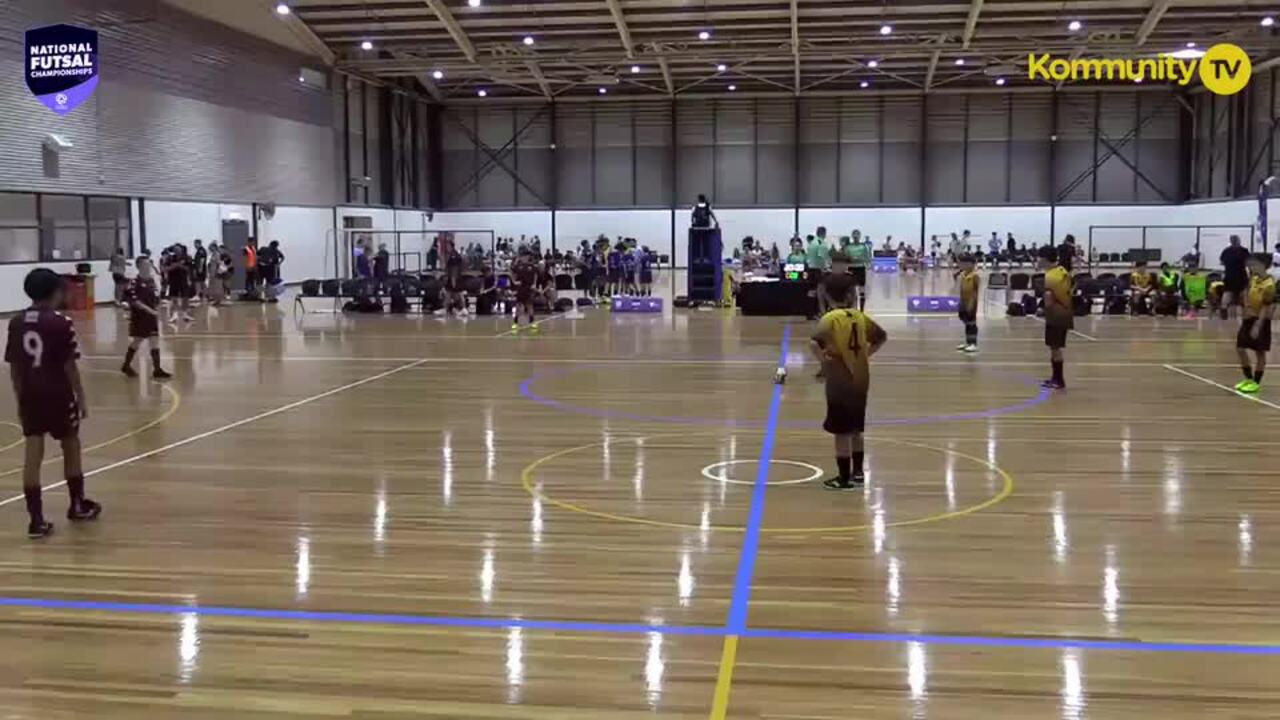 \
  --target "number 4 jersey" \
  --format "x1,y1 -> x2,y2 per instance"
5,307 -> 80,409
